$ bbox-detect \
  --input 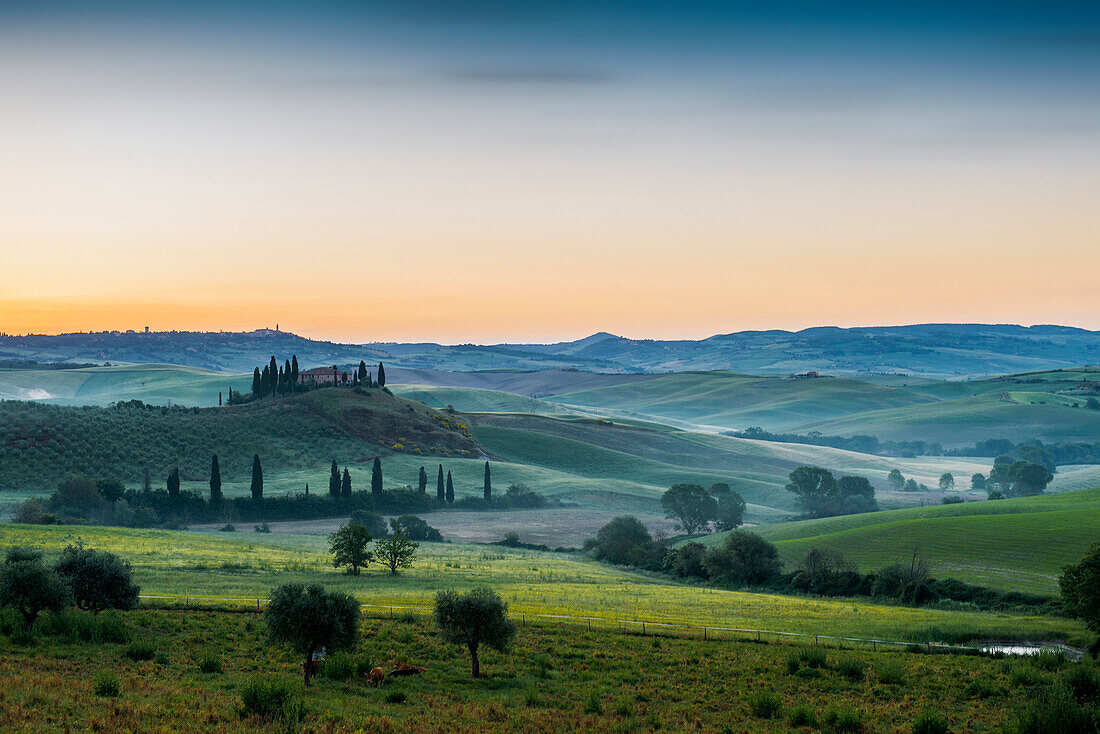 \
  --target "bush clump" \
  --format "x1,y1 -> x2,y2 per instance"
322,651 -> 356,681
240,676 -> 303,725
837,657 -> 867,681
911,709 -> 949,734
748,691 -> 782,718
788,705 -> 817,727
124,639 -> 156,661
876,661 -> 904,685
198,653 -> 223,674
93,671 -> 120,697
822,706 -> 862,733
